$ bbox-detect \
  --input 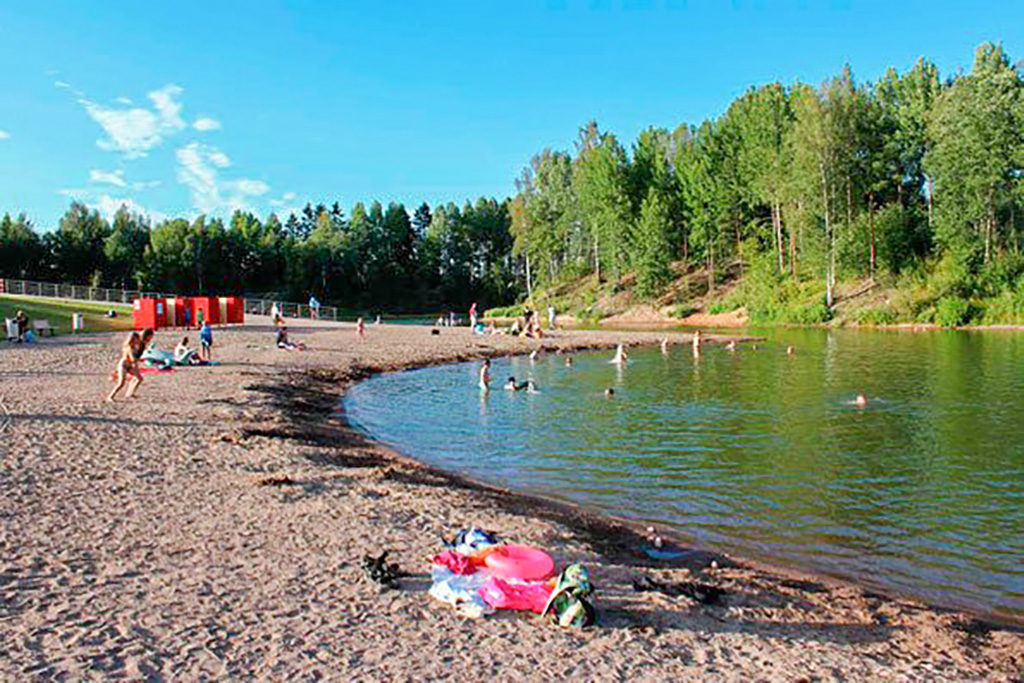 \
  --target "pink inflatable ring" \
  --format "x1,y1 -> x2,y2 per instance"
483,544 -> 555,581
